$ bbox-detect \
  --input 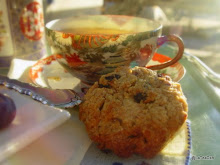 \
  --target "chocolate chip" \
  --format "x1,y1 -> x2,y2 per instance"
157,73 -> 163,77
144,138 -> 148,143
105,74 -> 121,81
99,102 -> 104,111
98,83 -> 111,88
134,93 -> 147,103
105,75 -> 115,81
114,74 -> 121,79
128,135 -> 138,138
